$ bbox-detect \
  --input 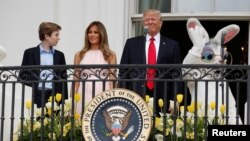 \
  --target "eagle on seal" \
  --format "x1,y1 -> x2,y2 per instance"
103,110 -> 132,136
